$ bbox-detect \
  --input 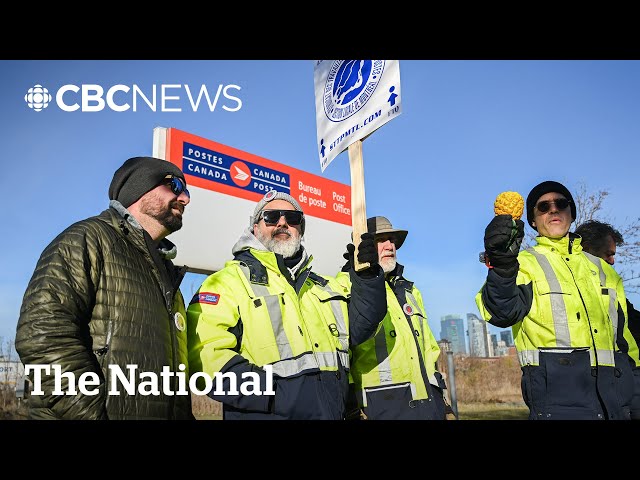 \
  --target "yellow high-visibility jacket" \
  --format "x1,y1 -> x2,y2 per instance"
476,234 -> 636,420
187,229 -> 385,420
338,263 -> 447,420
